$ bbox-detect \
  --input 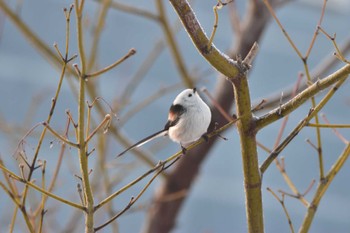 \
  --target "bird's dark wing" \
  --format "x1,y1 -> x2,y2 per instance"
164,104 -> 186,130
117,104 -> 186,158
116,129 -> 167,158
